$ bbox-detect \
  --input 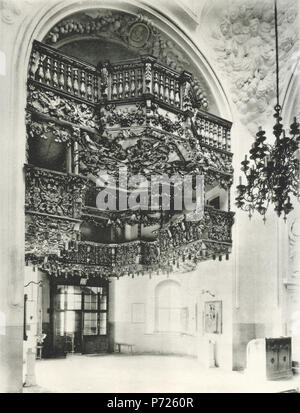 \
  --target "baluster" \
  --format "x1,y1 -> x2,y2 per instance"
130,69 -> 136,97
199,117 -> 205,138
212,123 -> 217,147
209,122 -> 213,146
204,120 -> 209,144
159,73 -> 164,101
58,62 -> 65,90
73,141 -> 79,175
124,71 -> 130,98
66,65 -> 72,93
94,75 -> 99,102
73,69 -> 79,95
209,123 -> 214,146
118,72 -> 123,99
52,60 -> 58,88
169,76 -> 174,105
44,56 -> 52,85
222,127 -> 227,150
37,55 -> 45,83
164,75 -> 170,103
174,80 -> 180,107
137,69 -> 142,96
80,70 -> 86,97
28,51 -> 37,80
218,125 -> 222,149
214,123 -> 219,148
87,73 -> 93,101
206,120 -> 213,146
153,71 -> 159,98
144,62 -> 152,94
226,129 -> 231,151
112,73 -> 118,99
